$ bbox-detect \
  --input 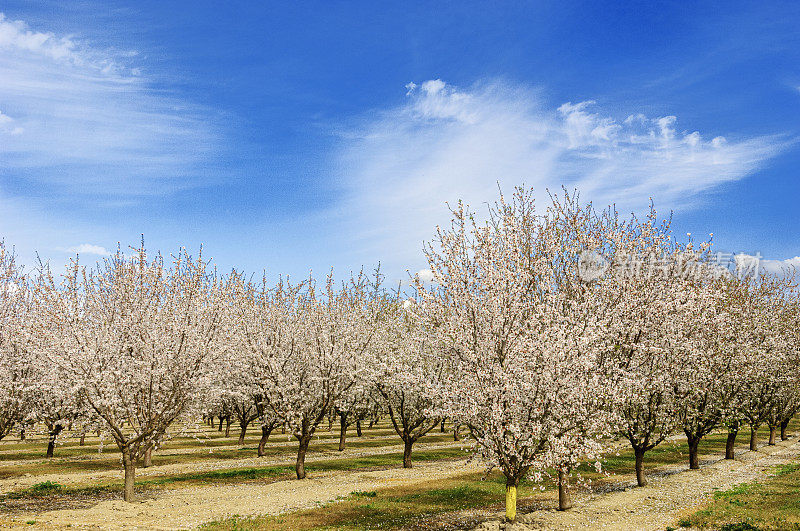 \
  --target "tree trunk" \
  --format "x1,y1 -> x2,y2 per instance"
505,476 -> 519,522
402,438 -> 414,468
687,433 -> 700,470
558,469 -> 572,510
634,446 -> 647,486
356,420 -> 362,437
768,425 -> 777,445
781,419 -> 790,441
19,427 -> 25,441
296,436 -> 310,479
122,449 -> 136,502
453,425 -> 460,441
143,446 -> 153,468
218,417 -> 223,432
726,427 -> 738,459
210,416 -> 215,429
225,418 -> 231,437
79,433 -> 86,446
440,419 -> 446,432
238,423 -> 248,445
338,413 -> 348,452
258,425 -> 273,457
750,427 -> 758,451
46,425 -> 63,458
